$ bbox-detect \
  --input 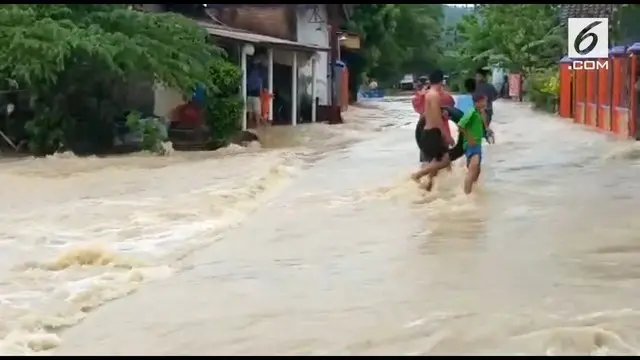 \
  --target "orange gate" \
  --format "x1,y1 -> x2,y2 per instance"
585,59 -> 598,127
559,56 -> 573,119
611,46 -> 630,136
597,56 -> 612,131
628,42 -> 640,139
573,62 -> 586,124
